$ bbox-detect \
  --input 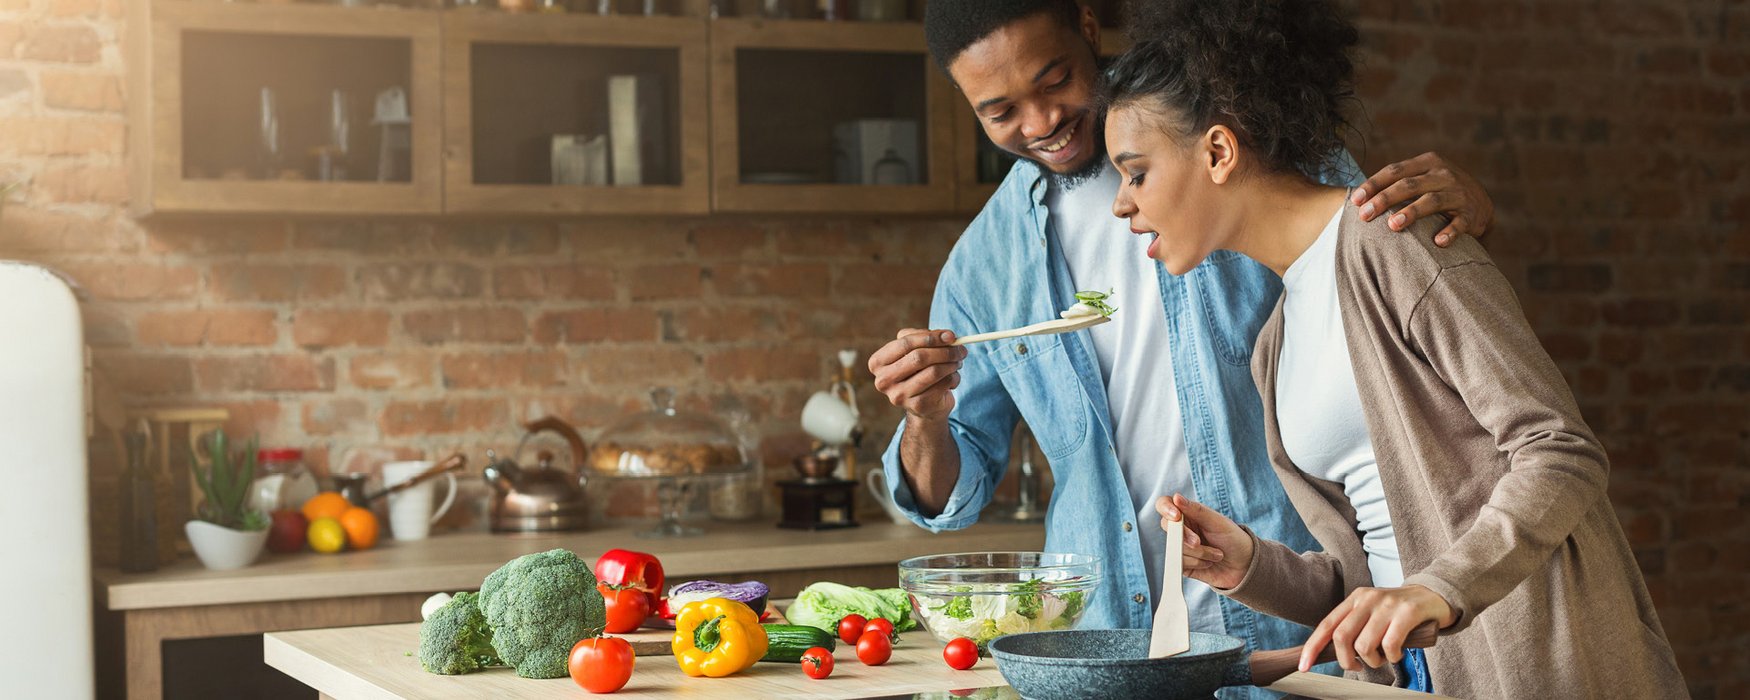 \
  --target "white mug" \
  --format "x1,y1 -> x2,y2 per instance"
863,469 -> 912,525
383,461 -> 457,541
801,391 -> 859,445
